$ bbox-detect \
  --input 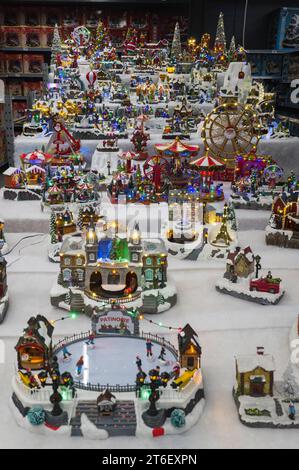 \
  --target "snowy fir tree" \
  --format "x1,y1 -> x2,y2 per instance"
228,36 -> 236,58
50,212 -> 57,244
228,202 -> 238,231
214,11 -> 226,53
171,22 -> 182,60
77,206 -> 84,230
51,24 -> 62,64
